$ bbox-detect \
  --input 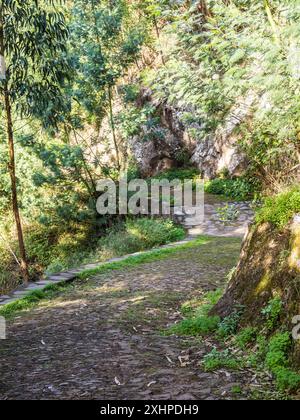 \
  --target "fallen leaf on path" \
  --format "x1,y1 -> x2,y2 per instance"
114,377 -> 124,386
165,355 -> 174,364
147,381 -> 157,387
